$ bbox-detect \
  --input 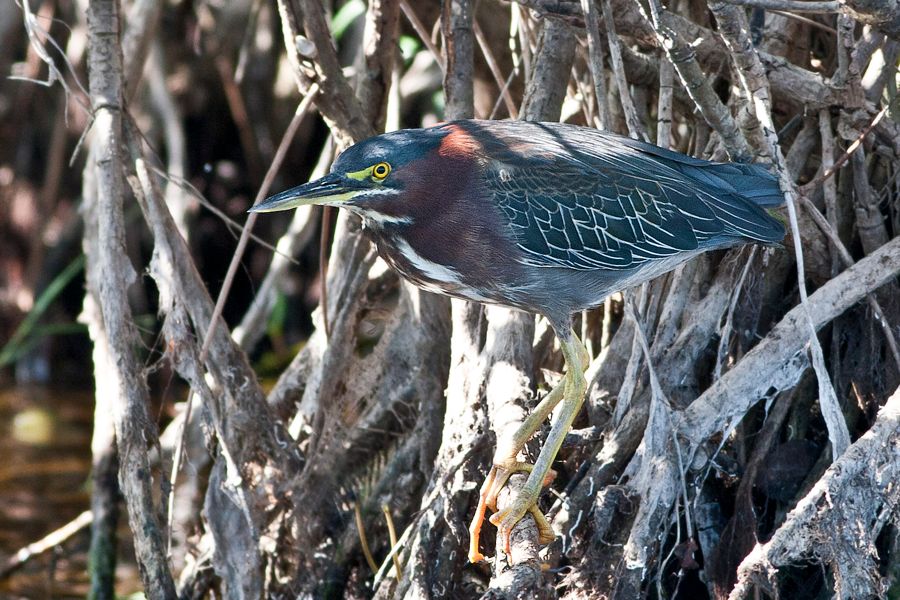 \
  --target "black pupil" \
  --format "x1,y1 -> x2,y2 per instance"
375,164 -> 386,176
